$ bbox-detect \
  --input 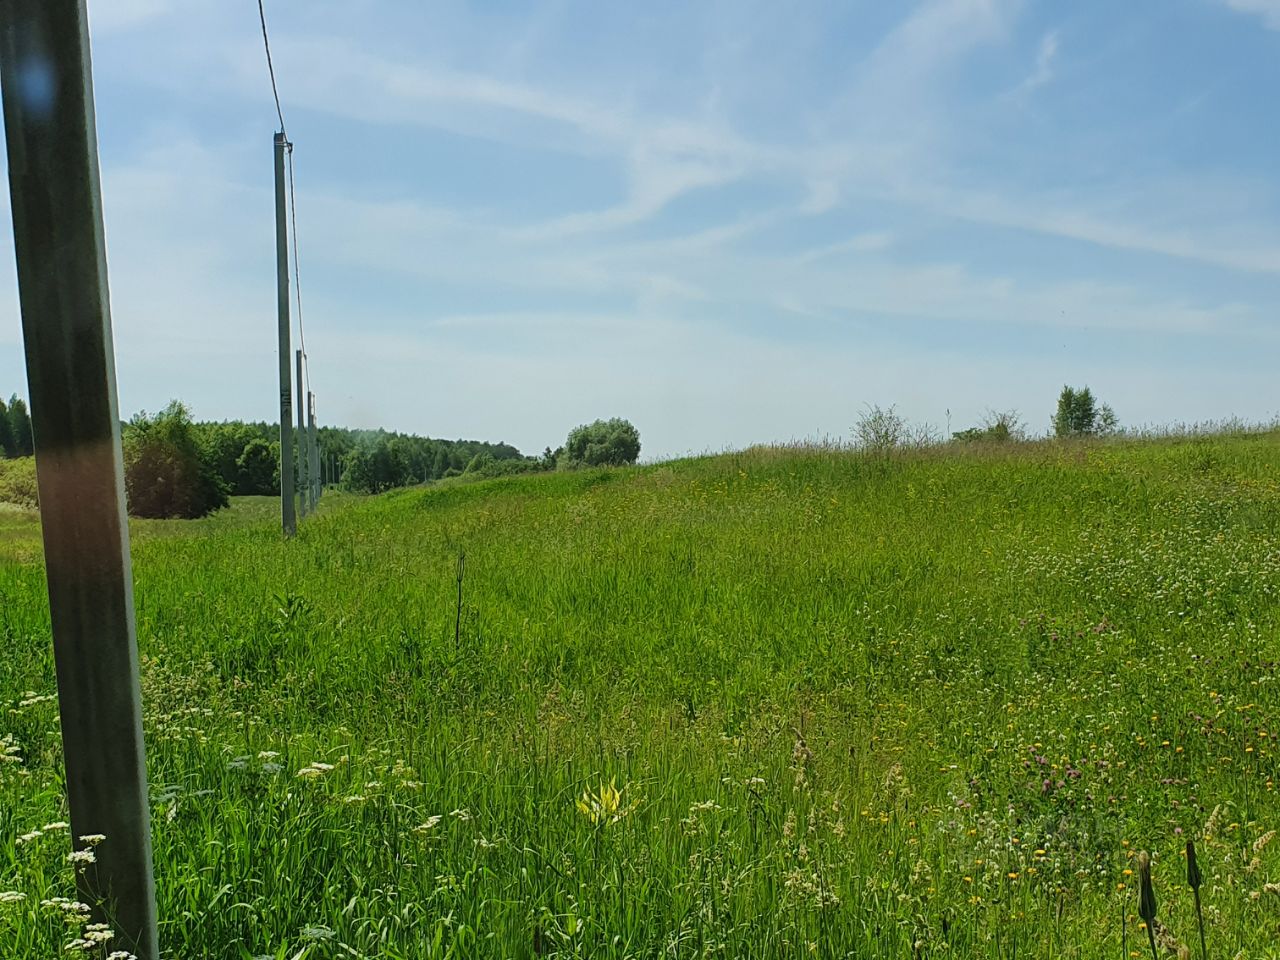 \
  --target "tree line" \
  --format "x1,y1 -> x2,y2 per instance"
121,403 -> 538,517
1,390 -> 644,518
0,394 -> 33,459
